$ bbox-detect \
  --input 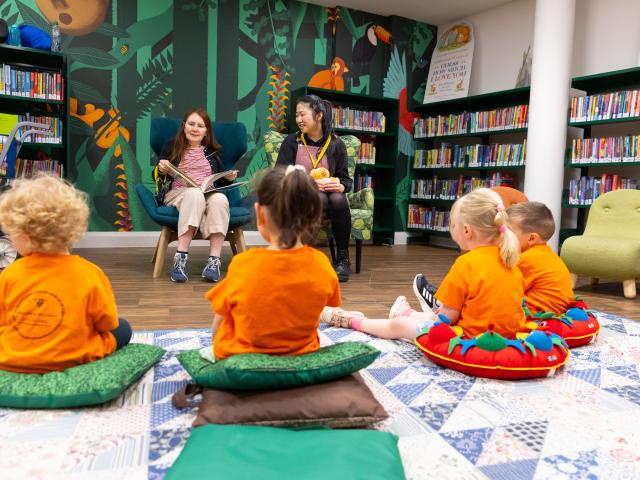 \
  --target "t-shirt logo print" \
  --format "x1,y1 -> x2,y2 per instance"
12,291 -> 65,339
